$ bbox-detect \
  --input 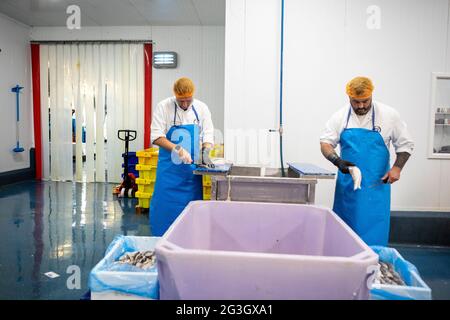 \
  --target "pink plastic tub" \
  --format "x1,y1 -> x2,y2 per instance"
155,201 -> 378,300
